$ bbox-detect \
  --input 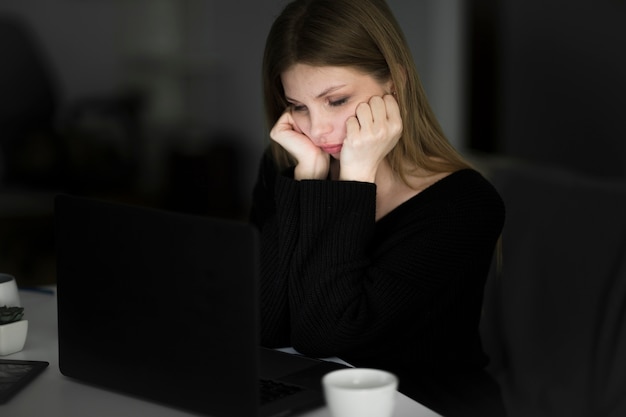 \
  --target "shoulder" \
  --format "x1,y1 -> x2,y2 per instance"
429,169 -> 503,205
431,168 -> 506,230
396,168 -> 505,230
